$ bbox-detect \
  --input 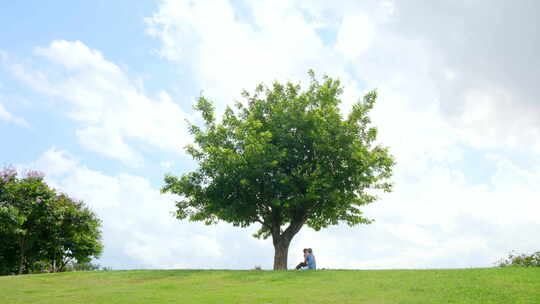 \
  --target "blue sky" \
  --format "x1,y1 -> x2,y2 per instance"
1,0 -> 181,181
1,0 -> 539,270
